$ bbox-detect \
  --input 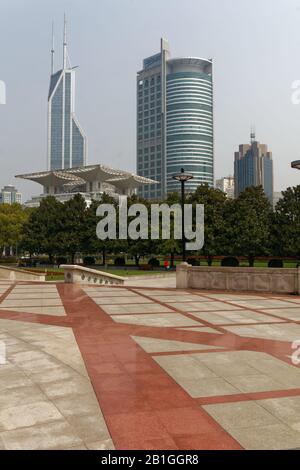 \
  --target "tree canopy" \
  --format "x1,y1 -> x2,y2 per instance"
1,184 -> 299,266
0,203 -> 29,256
